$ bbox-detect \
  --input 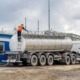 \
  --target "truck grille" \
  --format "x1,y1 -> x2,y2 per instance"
7,54 -> 16,59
